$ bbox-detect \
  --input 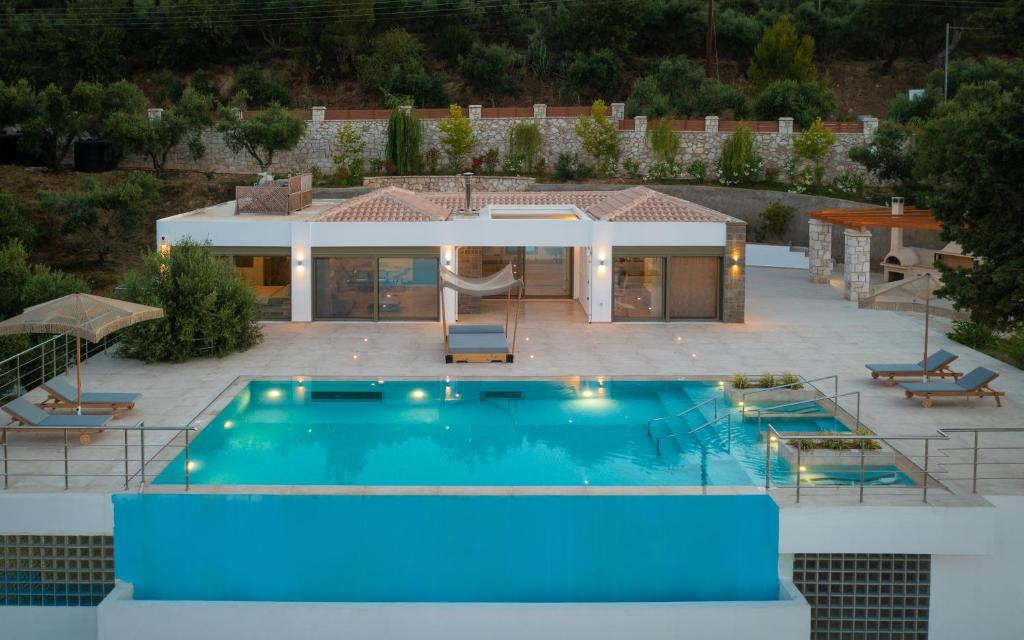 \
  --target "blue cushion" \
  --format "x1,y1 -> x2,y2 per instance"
449,324 -> 505,335
449,332 -> 509,354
